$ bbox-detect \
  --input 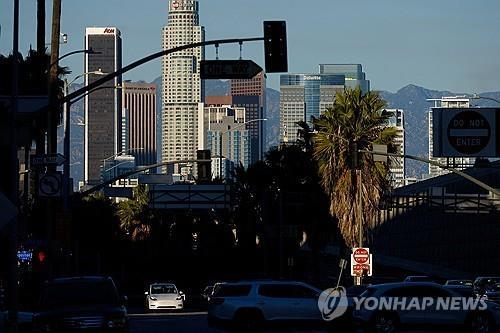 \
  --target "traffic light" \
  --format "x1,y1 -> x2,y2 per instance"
197,150 -> 212,183
263,21 -> 288,73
